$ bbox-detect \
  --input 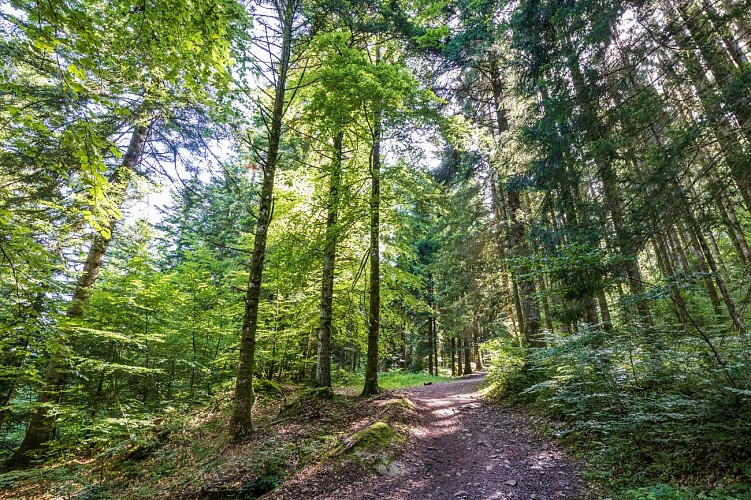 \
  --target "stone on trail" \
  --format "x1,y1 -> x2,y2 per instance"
505,479 -> 518,487
454,491 -> 468,497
